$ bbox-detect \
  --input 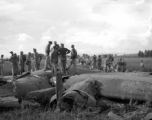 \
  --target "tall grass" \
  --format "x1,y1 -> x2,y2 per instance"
0,107 -> 109,120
